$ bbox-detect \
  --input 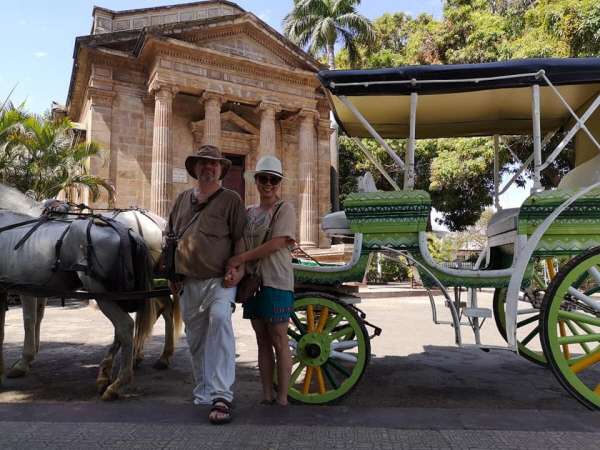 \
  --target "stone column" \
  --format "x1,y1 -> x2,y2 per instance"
202,91 -> 226,147
86,87 -> 117,208
256,101 -> 281,160
149,82 -> 179,219
298,108 -> 319,247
